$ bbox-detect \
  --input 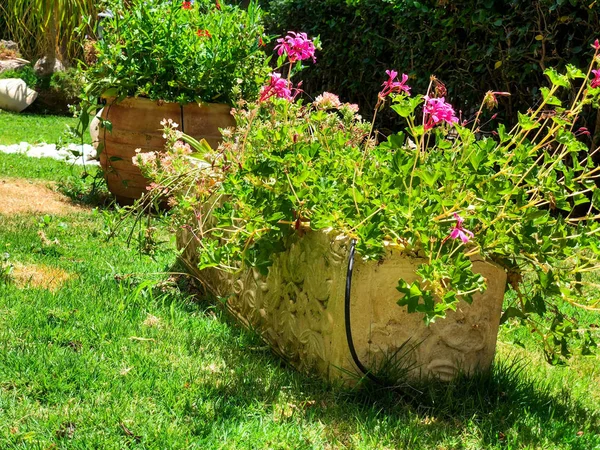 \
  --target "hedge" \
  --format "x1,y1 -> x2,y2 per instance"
262,0 -> 600,126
